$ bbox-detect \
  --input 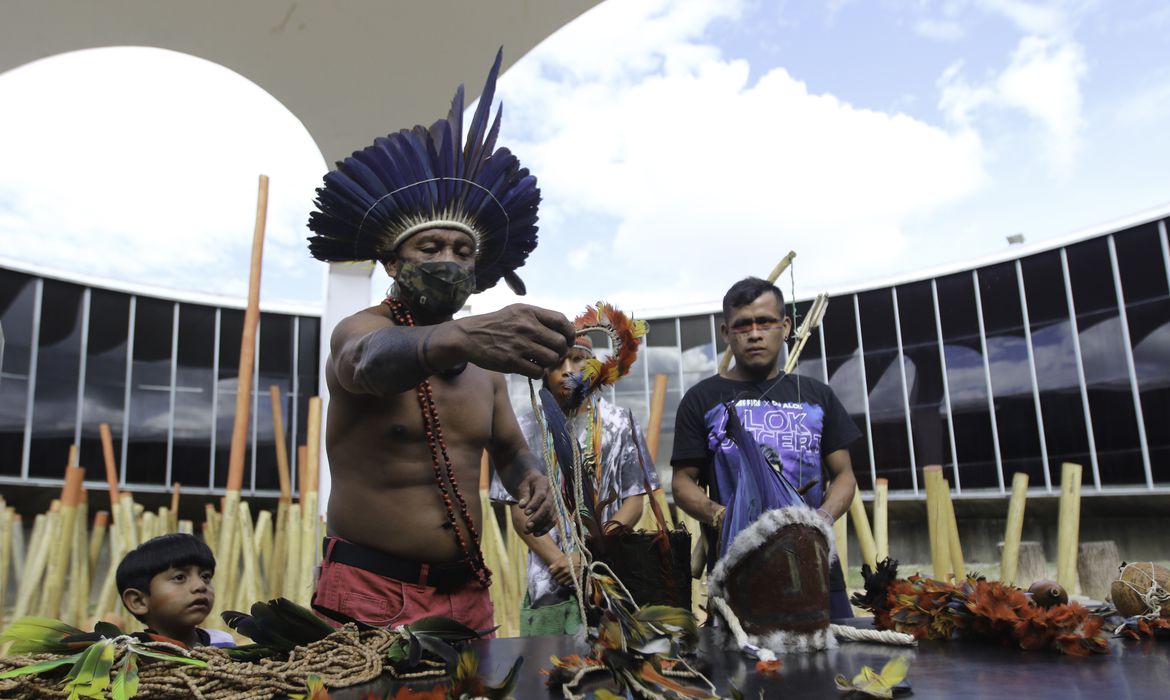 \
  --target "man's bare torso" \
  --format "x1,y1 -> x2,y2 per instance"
324,306 -> 496,563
